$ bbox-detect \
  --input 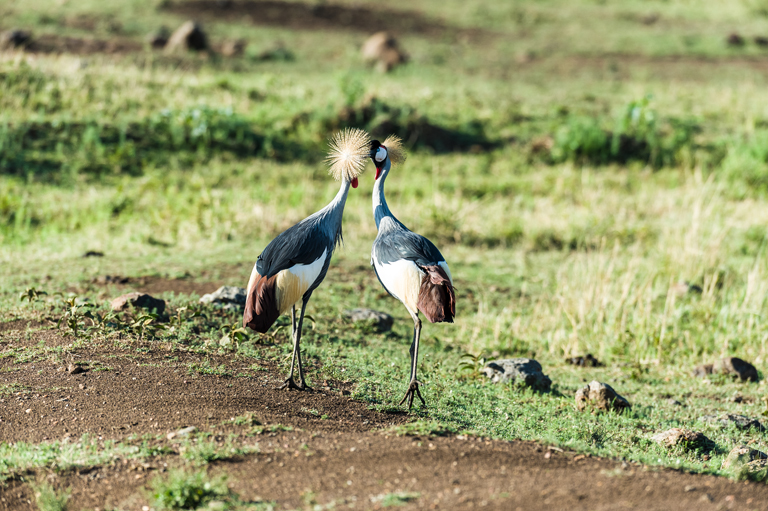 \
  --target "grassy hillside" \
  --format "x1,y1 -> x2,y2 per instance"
2,0 -> 768,494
